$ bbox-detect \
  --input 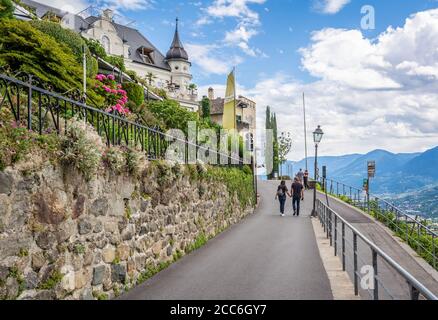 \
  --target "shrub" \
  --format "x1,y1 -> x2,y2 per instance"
29,20 -> 97,77
60,117 -> 103,180
146,99 -> 199,135
102,147 -> 125,174
105,55 -> 126,72
0,117 -> 60,171
123,147 -> 142,175
130,103 -> 165,129
126,70 -> 138,82
94,74 -> 130,114
0,20 -> 102,103
84,38 -> 106,59
0,0 -> 13,20
122,82 -> 144,107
